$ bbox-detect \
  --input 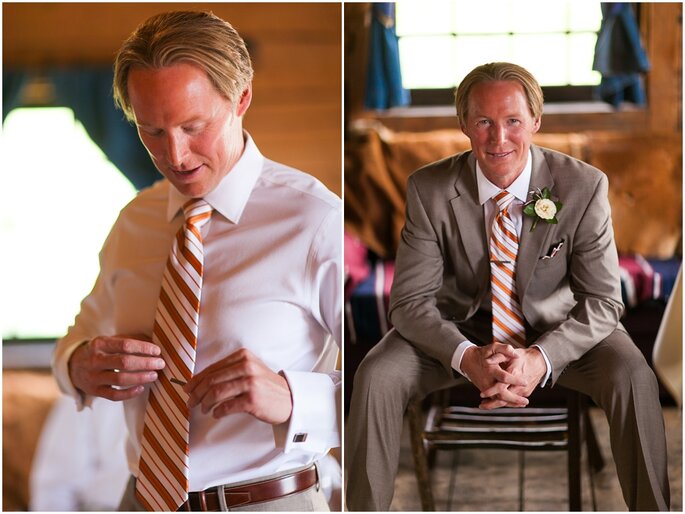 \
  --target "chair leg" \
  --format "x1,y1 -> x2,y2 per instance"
446,451 -> 458,511
407,401 -> 436,511
567,390 -> 582,511
518,450 -> 525,511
